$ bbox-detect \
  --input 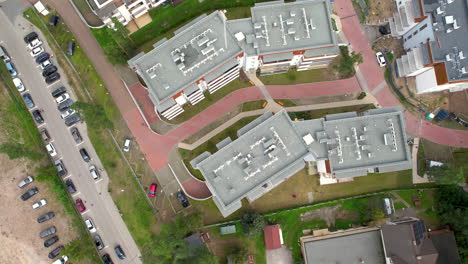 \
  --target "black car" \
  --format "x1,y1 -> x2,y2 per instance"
67,41 -> 75,56
42,65 -> 58,77
65,114 -> 81,127
102,253 -> 114,264
177,191 -> 189,207
65,179 -> 76,194
55,159 -> 67,177
37,211 -> 55,223
48,245 -> 64,259
45,72 -> 60,84
24,32 -> 38,43
35,52 -> 50,64
51,86 -> 66,97
79,148 -> 90,162
49,15 -> 59,26
57,99 -> 73,111
114,245 -> 126,260
20,187 -> 39,201
94,235 -> 104,250
39,226 -> 57,239
32,110 -> 44,124
44,236 -> 59,247
22,93 -> 35,108
70,127 -> 82,143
